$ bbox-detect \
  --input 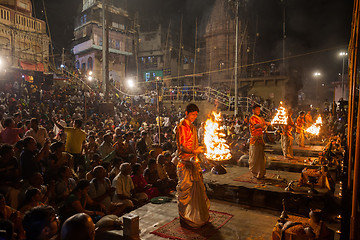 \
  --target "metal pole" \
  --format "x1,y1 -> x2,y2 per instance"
177,15 -> 183,87
282,0 -> 286,73
341,56 -> 345,99
61,48 -> 65,67
350,0 -> 360,238
193,17 -> 197,101
234,0 -> 239,117
156,79 -> 161,145
102,0 -> 109,102
351,88 -> 360,240
208,51 -> 212,88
